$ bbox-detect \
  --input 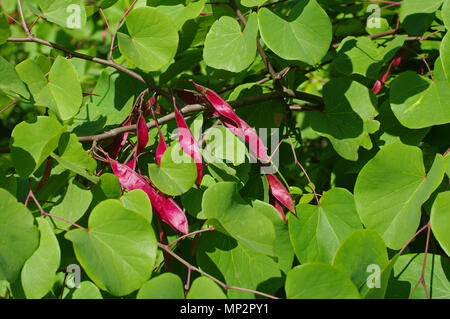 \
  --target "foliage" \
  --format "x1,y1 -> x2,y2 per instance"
0,0 -> 449,300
